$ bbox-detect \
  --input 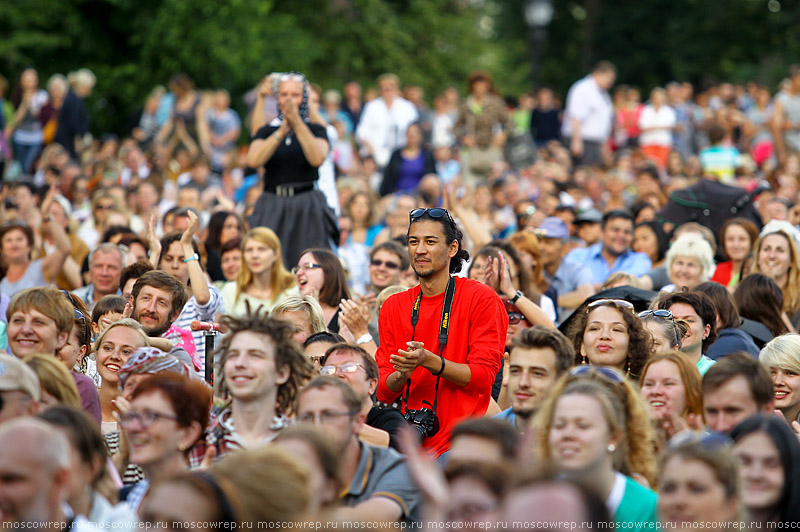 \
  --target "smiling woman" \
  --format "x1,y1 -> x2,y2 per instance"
759,334 -> 800,425
93,318 -> 149,435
